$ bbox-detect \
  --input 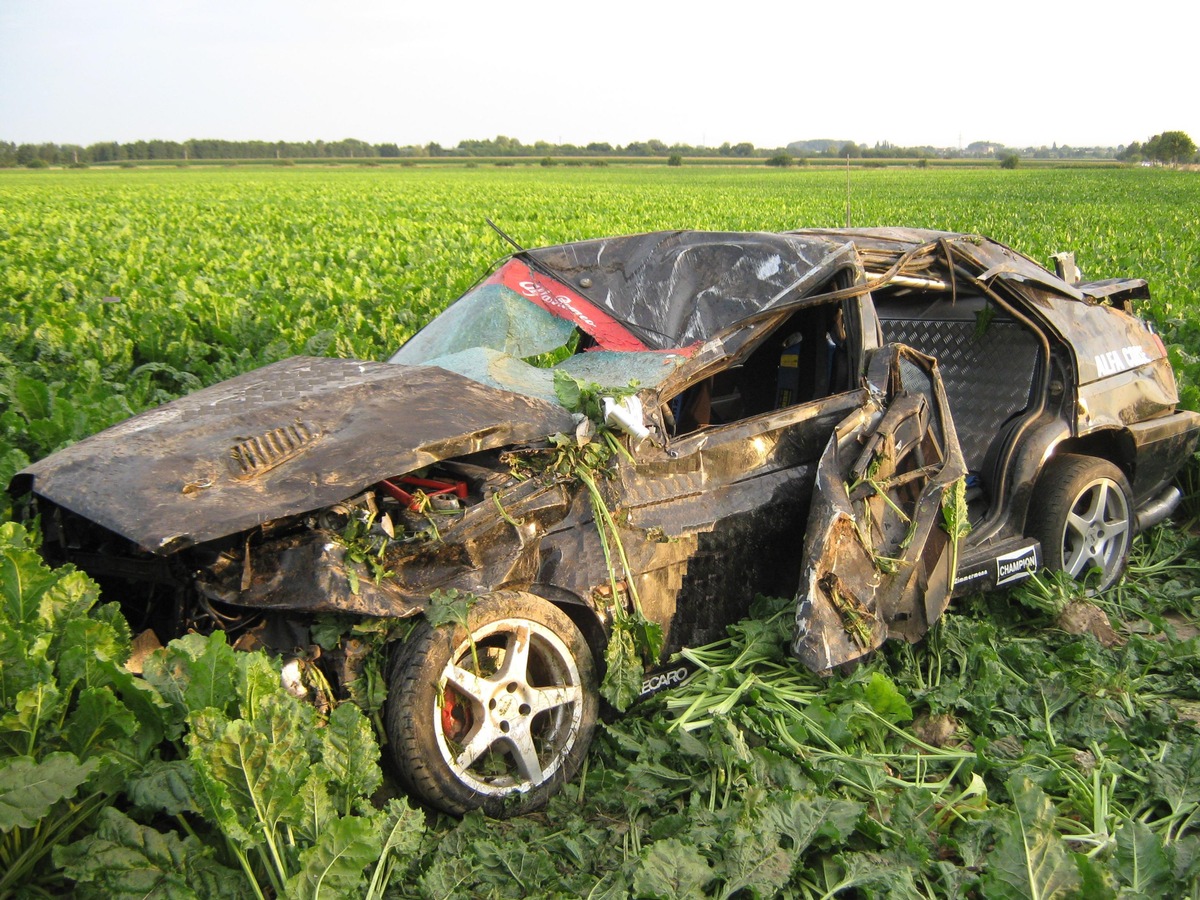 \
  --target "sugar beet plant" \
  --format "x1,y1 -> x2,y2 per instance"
0,522 -> 163,897
2,166 -> 1200,895
409,532 -> 1200,898
0,522 -> 422,899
